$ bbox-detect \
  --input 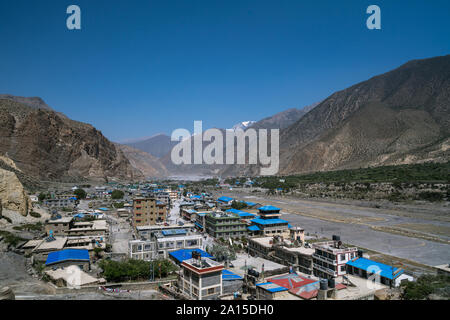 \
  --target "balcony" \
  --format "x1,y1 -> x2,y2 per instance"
313,263 -> 337,277
313,253 -> 337,265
